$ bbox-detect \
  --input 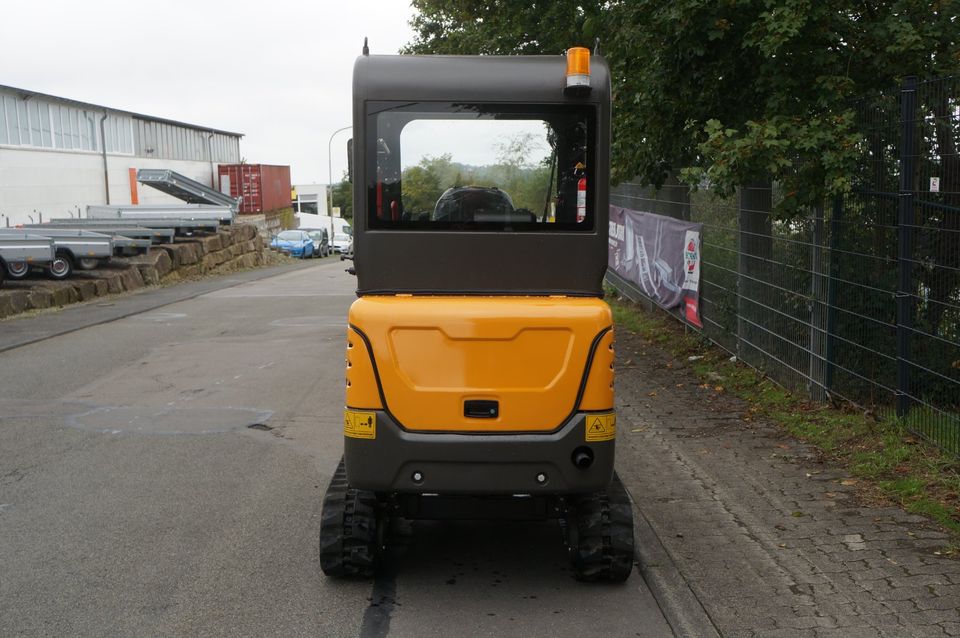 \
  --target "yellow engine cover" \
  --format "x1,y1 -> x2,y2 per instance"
347,296 -> 613,432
